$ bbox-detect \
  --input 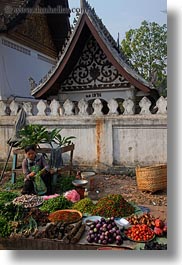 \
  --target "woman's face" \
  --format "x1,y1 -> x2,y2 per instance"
26,149 -> 36,161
